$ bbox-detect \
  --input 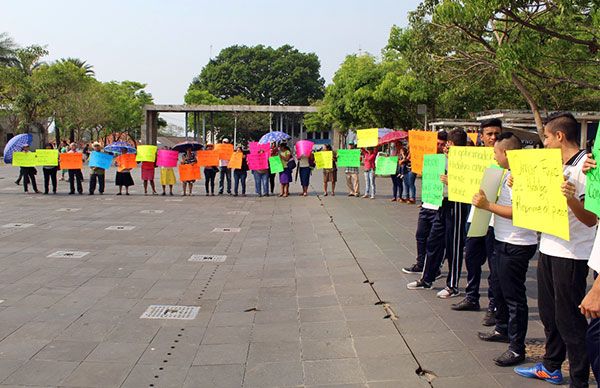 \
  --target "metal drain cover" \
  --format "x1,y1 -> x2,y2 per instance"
140,210 -> 164,214
56,208 -> 81,212
227,211 -> 249,215
47,250 -> 89,259
189,254 -> 227,262
212,227 -> 240,233
2,223 -> 34,229
140,305 -> 200,320
105,225 -> 136,231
